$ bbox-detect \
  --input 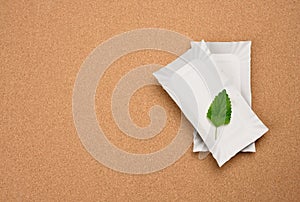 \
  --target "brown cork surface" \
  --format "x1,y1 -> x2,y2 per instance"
1,0 -> 299,201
